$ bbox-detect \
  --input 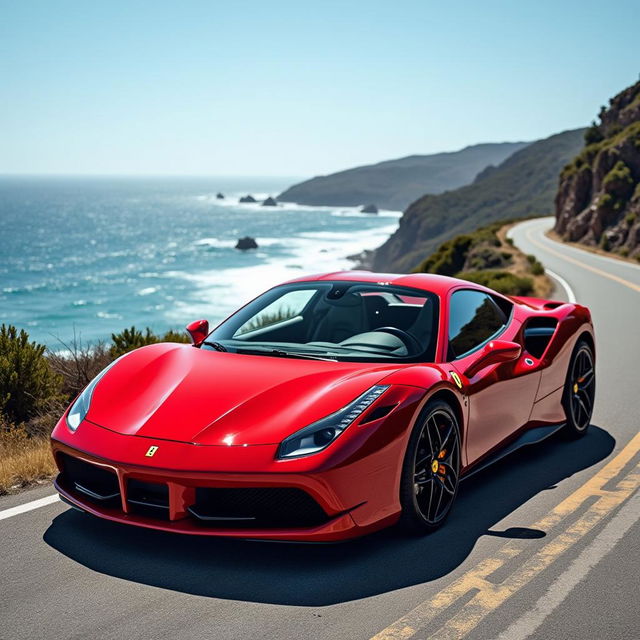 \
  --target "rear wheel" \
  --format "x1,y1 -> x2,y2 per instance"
399,399 -> 461,534
562,340 -> 595,438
